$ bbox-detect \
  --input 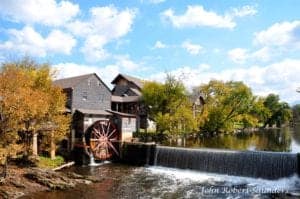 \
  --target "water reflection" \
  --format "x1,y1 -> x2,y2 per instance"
162,126 -> 300,153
